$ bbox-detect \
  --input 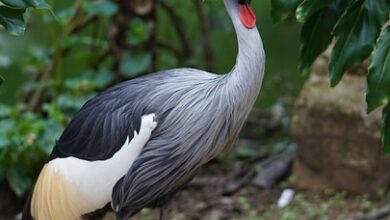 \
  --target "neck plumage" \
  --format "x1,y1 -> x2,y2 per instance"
224,0 -> 265,108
